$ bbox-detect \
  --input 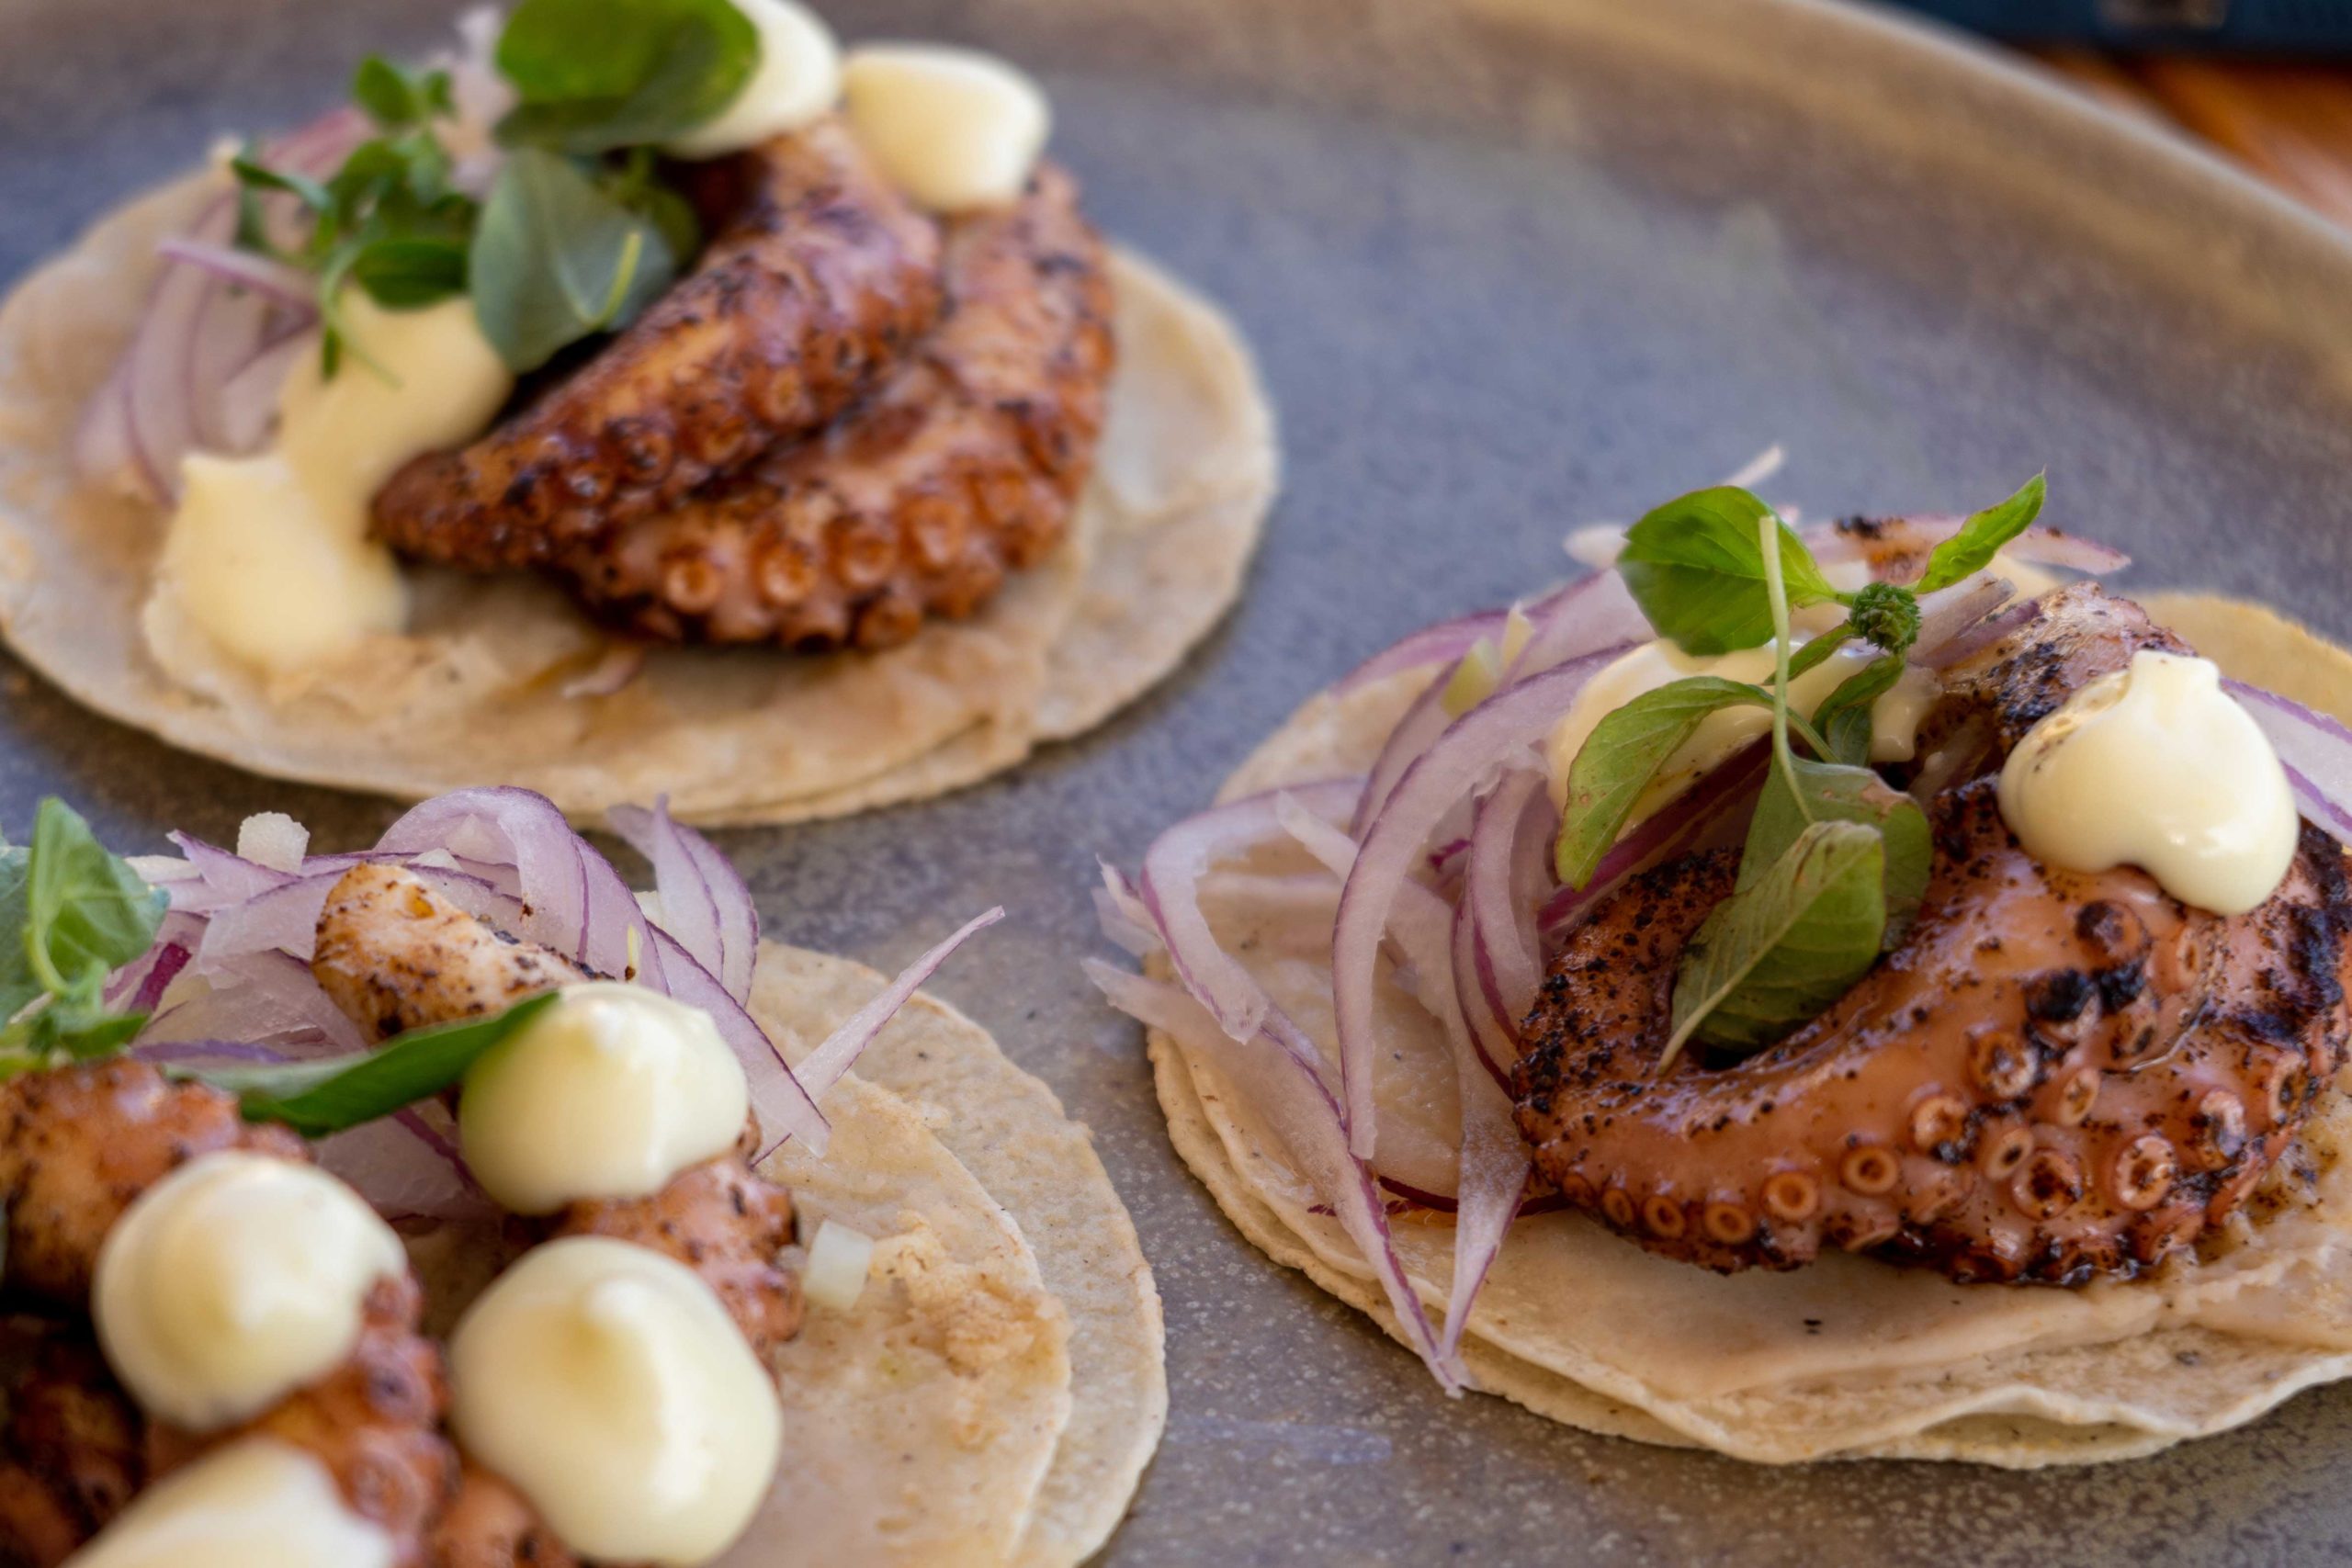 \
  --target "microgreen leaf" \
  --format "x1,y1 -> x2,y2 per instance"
1617,488 -> 1841,656
353,56 -> 455,130
1915,473 -> 2048,593
348,235 -> 472,308
1785,626 -> 1852,682
1555,676 -> 1774,888
470,147 -> 679,371
1665,821 -> 1888,1063
193,992 -> 560,1140
495,0 -> 759,154
1812,653 -> 1907,767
